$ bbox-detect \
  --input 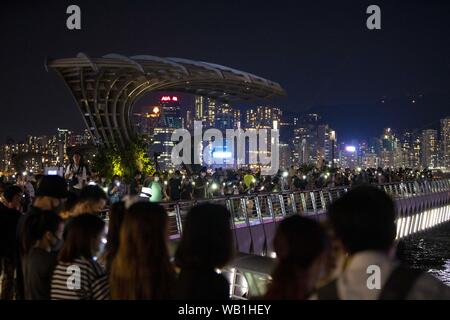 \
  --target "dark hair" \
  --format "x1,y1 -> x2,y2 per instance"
21,211 -> 63,255
3,185 -> 23,202
59,214 -> 105,262
79,185 -> 107,202
265,215 -> 328,299
63,191 -> 79,213
175,203 -> 234,270
104,201 -> 126,272
327,185 -> 396,254
110,202 -> 175,299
